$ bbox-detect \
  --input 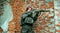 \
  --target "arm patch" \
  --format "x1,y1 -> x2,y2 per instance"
24,17 -> 34,24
